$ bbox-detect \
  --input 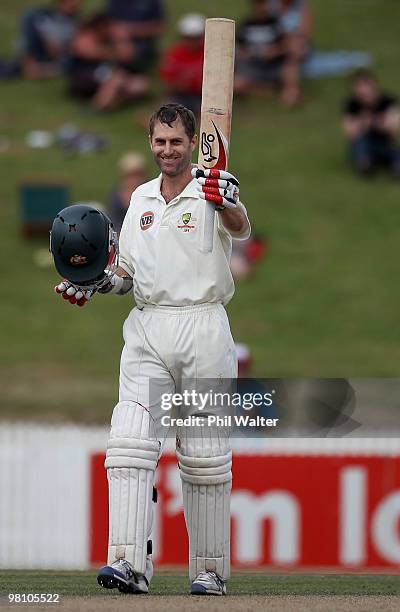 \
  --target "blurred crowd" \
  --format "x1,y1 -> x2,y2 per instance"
4,0 -> 315,111
3,0 -> 396,181
6,1 -> 399,290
